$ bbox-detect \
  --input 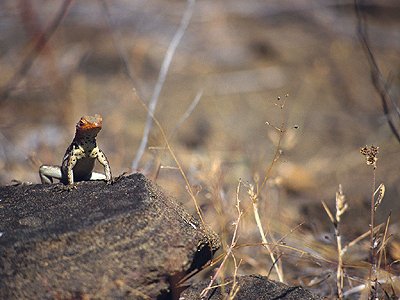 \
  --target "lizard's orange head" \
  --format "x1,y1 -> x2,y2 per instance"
76,114 -> 103,136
